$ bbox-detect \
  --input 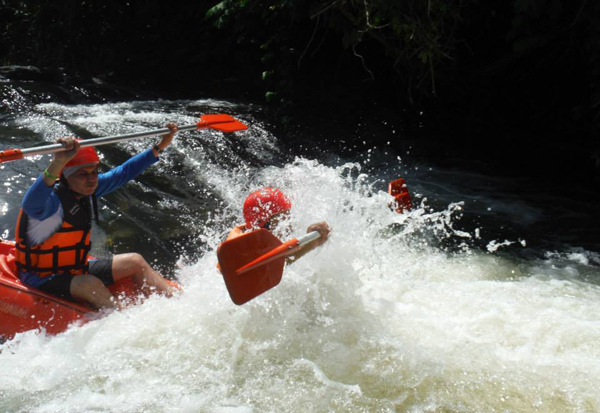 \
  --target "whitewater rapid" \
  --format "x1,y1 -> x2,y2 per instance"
1,99 -> 599,413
